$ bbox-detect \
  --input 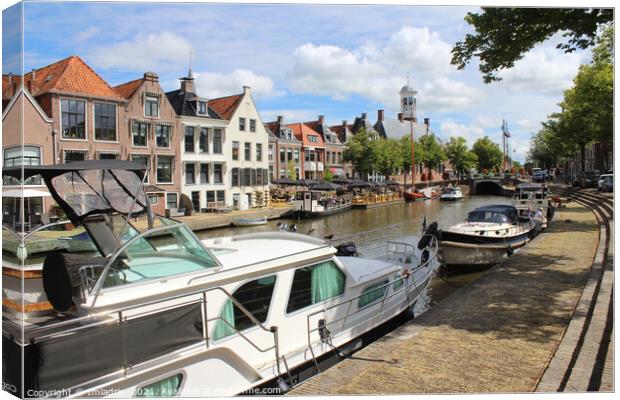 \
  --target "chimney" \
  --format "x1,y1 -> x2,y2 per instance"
144,71 -> 159,82
28,69 -> 36,93
318,115 -> 325,124
180,75 -> 194,94
424,117 -> 430,126
8,73 -> 12,85
377,109 -> 384,122
243,86 -> 251,94
361,112 -> 367,120
397,113 -> 404,123
277,115 -> 283,123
